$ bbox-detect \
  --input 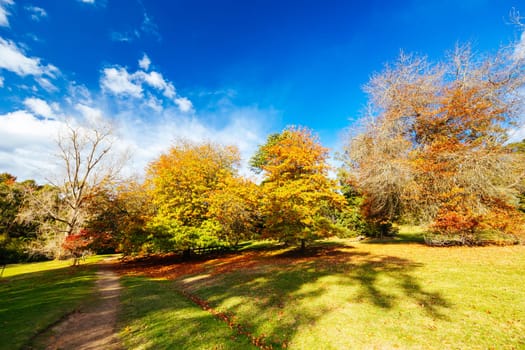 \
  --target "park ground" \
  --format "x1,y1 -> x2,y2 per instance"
1,228 -> 525,349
